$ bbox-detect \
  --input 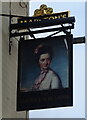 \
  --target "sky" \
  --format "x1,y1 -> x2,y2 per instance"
28,0 -> 85,118
29,1 -> 85,38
